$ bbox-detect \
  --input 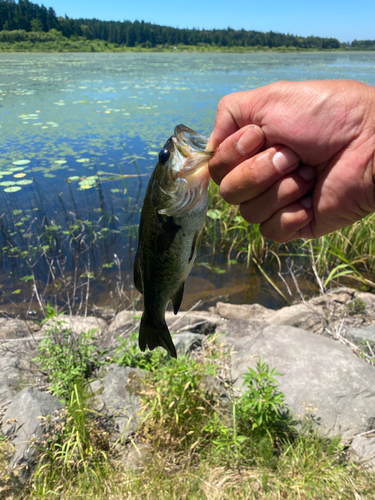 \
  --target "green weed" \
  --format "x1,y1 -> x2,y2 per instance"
31,384 -> 111,499
32,304 -> 107,399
